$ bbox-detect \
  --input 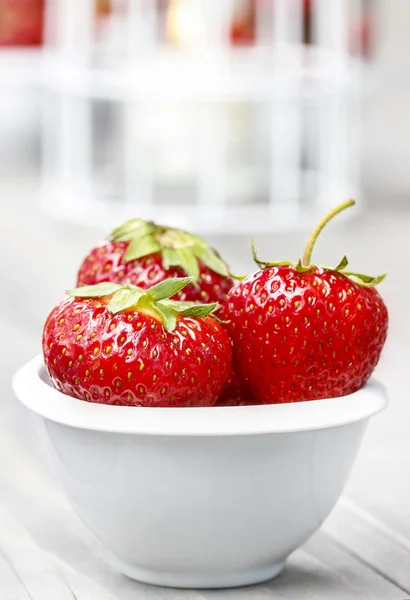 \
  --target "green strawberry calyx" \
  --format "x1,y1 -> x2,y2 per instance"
109,218 -> 229,285
66,277 -> 218,333
250,199 -> 386,288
